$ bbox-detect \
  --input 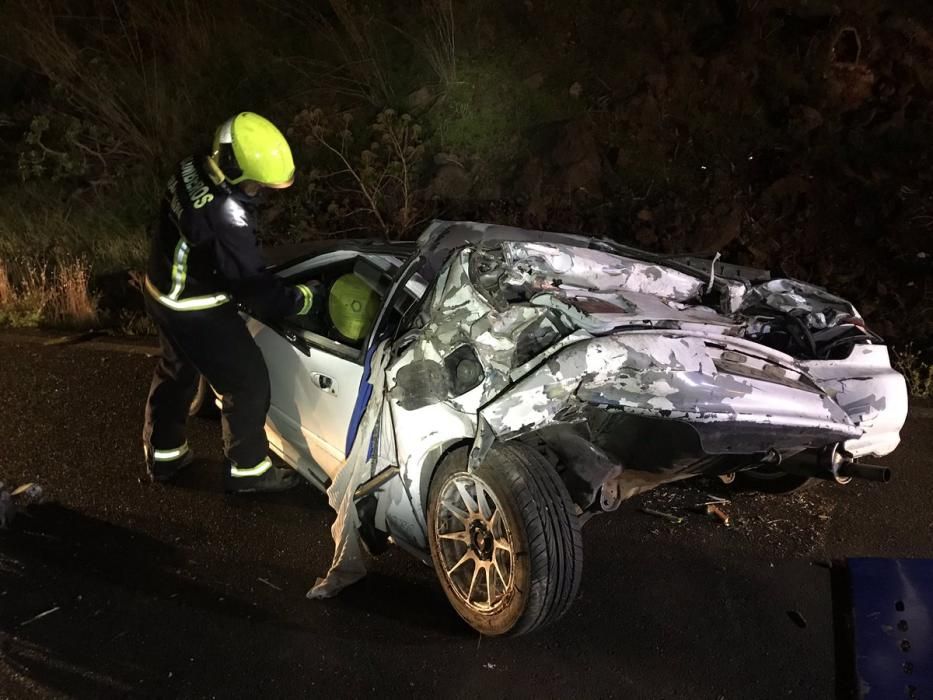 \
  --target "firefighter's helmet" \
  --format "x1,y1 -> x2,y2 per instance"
210,112 -> 295,188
